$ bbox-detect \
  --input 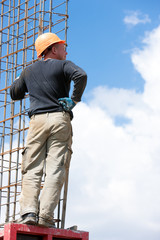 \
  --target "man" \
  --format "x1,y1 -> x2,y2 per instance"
10,32 -> 87,227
